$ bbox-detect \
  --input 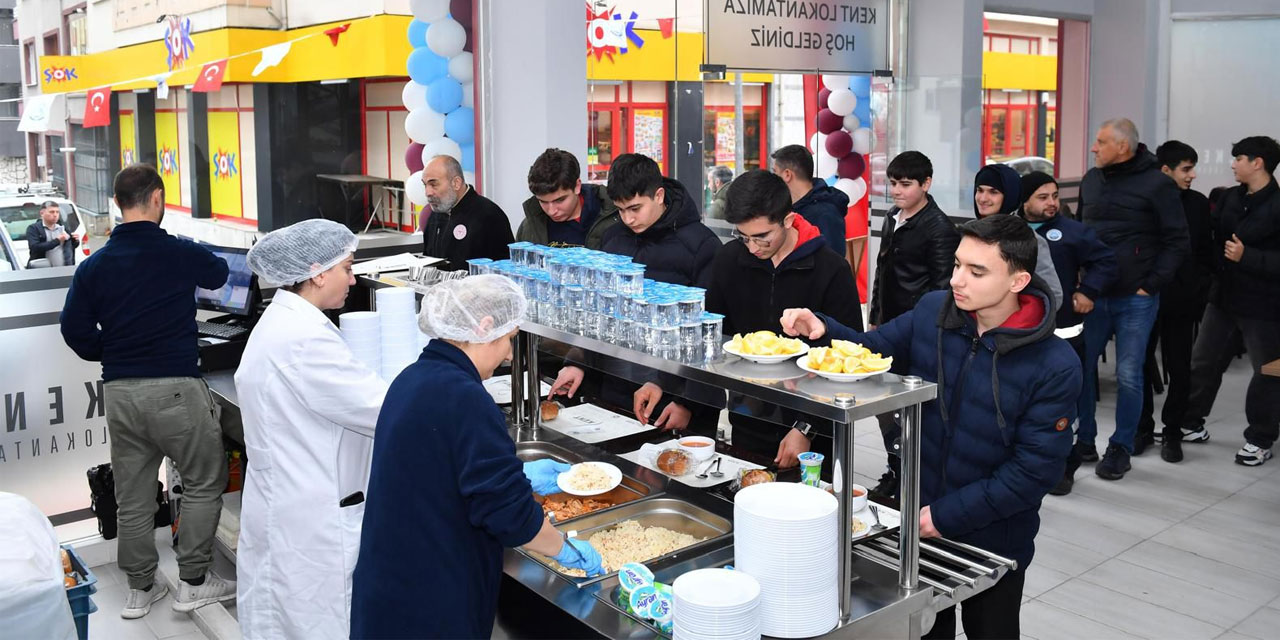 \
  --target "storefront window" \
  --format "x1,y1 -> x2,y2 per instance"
71,126 -> 110,213
587,107 -> 615,179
